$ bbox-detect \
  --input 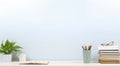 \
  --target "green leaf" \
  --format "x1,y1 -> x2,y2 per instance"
0,40 -> 23,54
